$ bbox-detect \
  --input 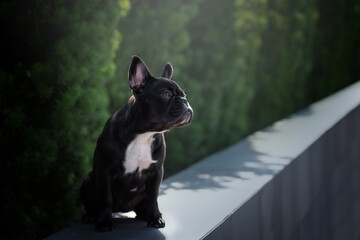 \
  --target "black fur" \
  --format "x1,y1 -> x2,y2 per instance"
80,56 -> 193,231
